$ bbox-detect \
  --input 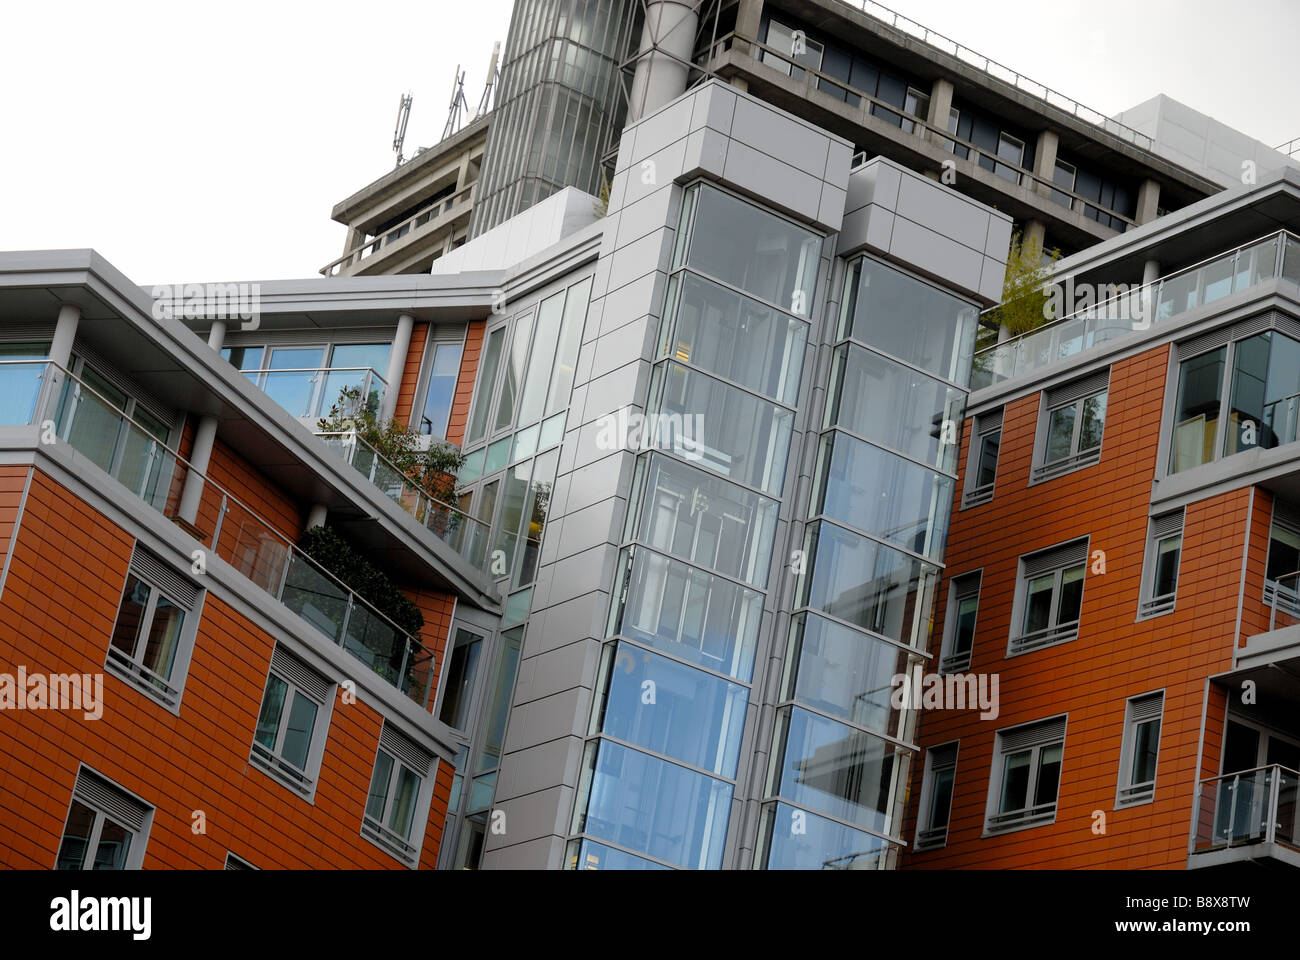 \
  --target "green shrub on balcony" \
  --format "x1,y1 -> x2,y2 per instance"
297,524 -> 424,637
